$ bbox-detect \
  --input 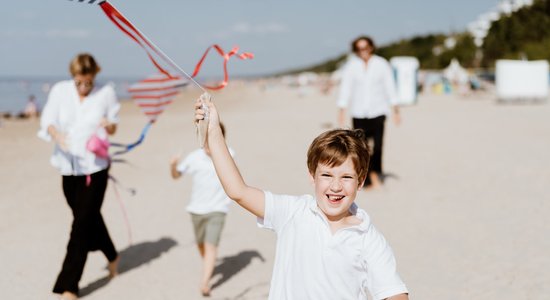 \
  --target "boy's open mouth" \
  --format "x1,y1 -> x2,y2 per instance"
327,194 -> 345,204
